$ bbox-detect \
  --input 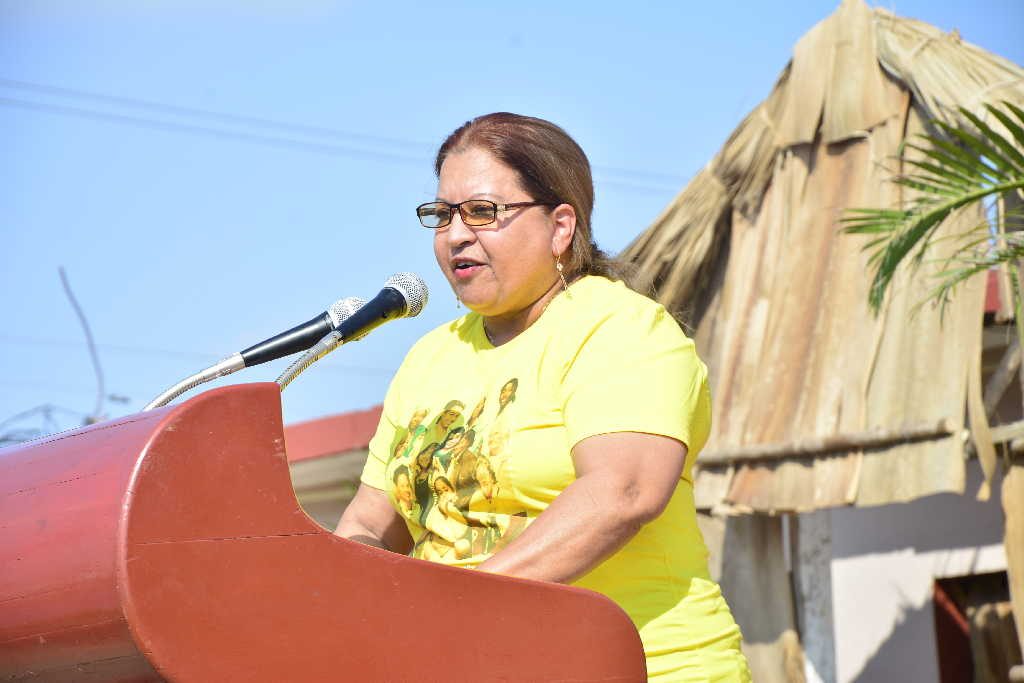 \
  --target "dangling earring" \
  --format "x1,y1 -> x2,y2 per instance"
456,296 -> 463,309
556,256 -> 570,294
